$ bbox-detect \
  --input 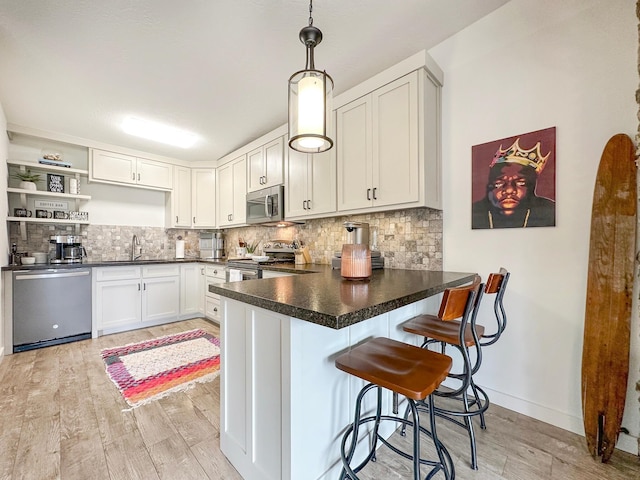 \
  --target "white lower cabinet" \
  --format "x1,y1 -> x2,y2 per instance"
180,263 -> 204,319
94,264 -> 180,334
204,265 -> 226,323
221,301 -> 283,480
